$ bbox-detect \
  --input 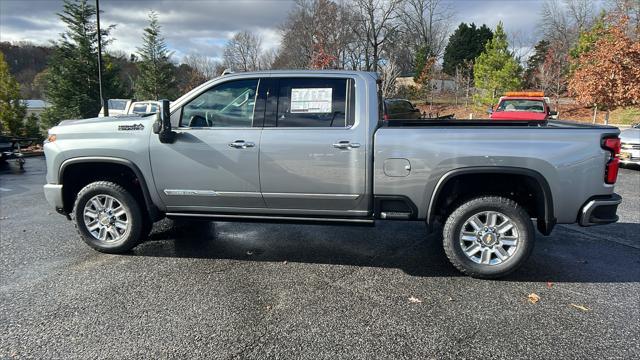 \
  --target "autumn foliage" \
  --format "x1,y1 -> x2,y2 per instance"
569,18 -> 640,110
